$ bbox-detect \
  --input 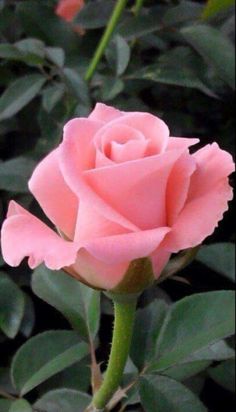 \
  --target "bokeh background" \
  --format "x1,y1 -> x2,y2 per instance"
0,1 -> 235,411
